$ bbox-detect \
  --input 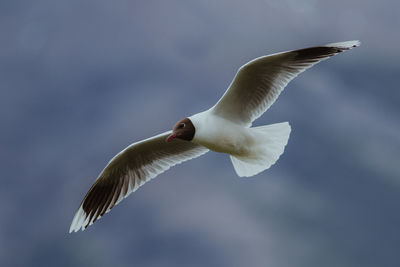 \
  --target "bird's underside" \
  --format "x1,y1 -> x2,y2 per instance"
70,40 -> 359,232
